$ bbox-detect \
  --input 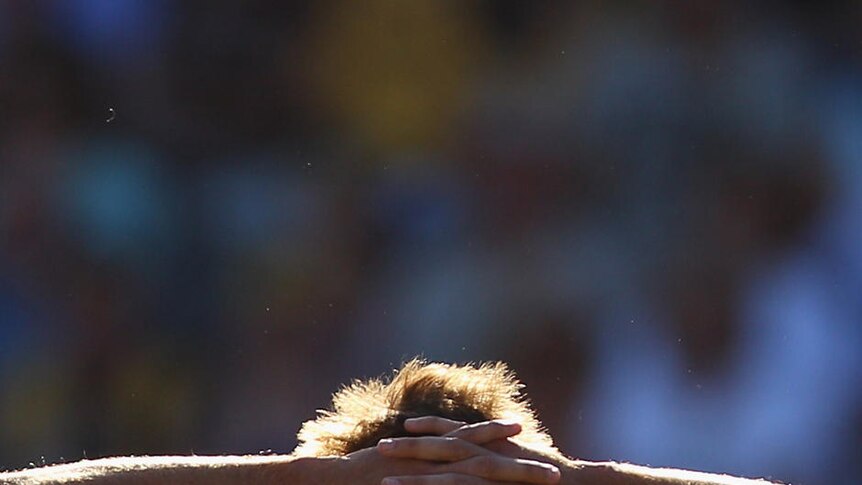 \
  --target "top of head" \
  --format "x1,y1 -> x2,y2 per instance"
292,358 -> 558,457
